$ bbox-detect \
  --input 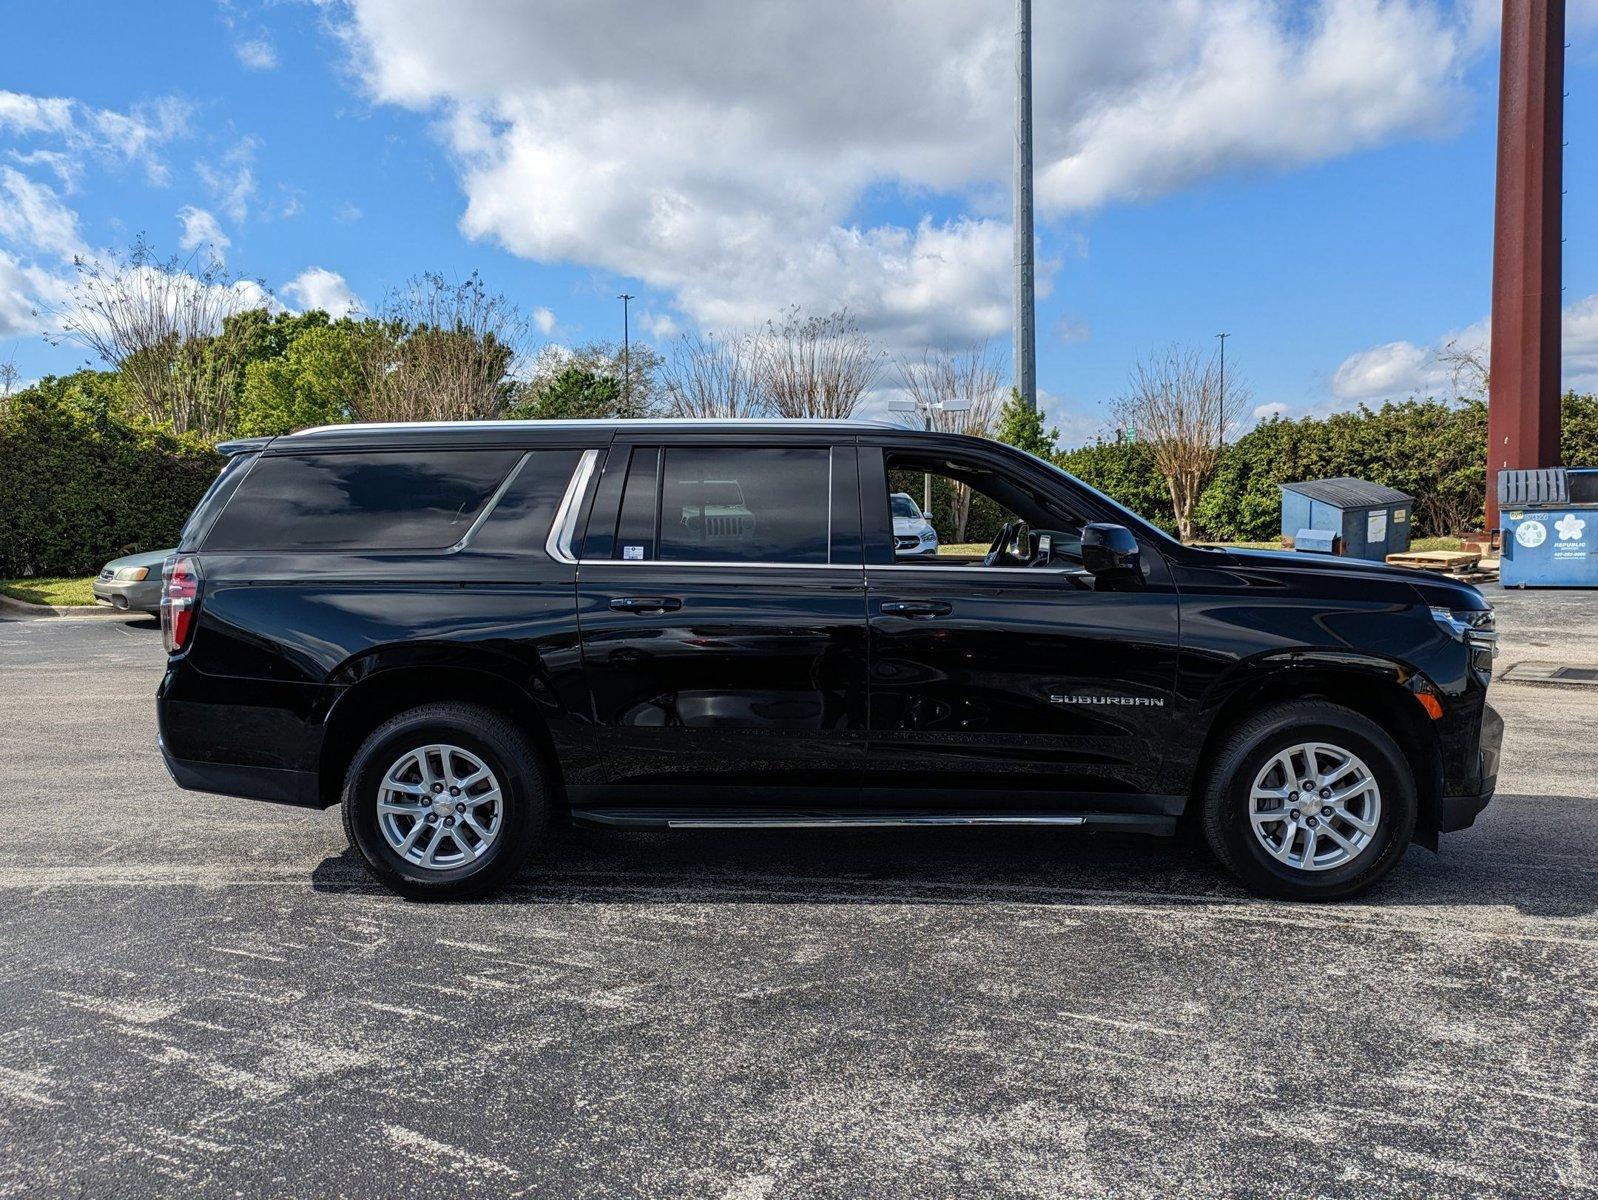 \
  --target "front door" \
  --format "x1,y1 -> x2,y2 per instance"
858,440 -> 1182,814
573,439 -> 868,808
